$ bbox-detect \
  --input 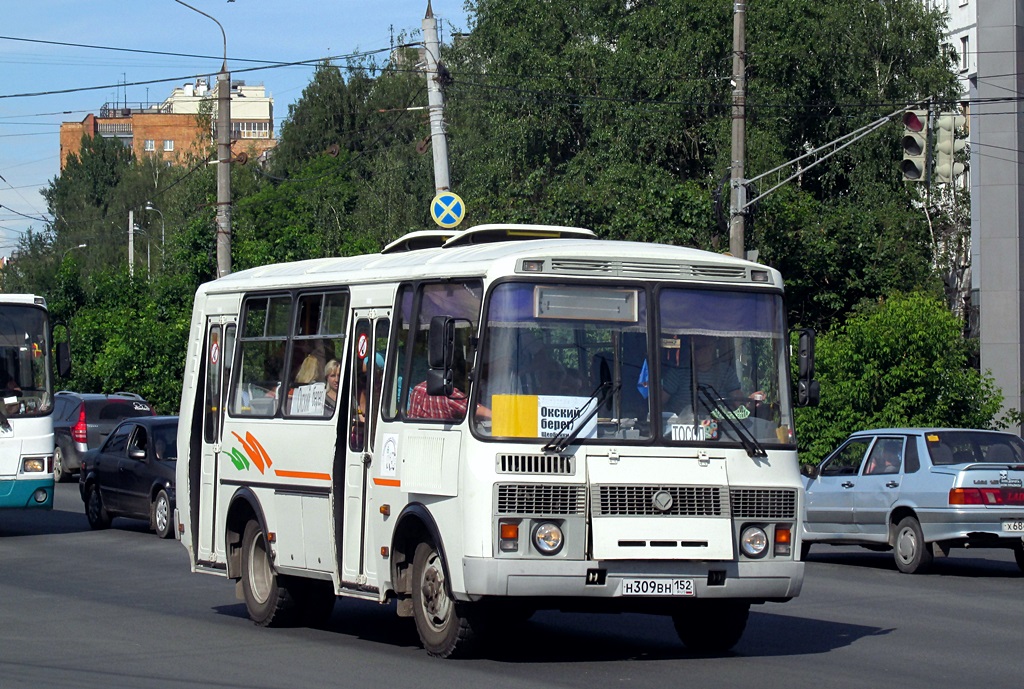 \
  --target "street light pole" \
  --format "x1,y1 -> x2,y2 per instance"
61,244 -> 87,262
144,201 -> 165,268
173,0 -> 231,278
